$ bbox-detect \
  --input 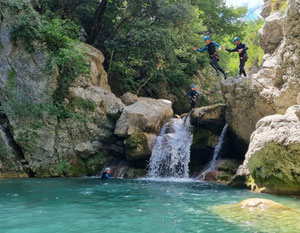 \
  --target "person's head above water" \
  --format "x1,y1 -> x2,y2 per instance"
190,85 -> 196,91
233,37 -> 240,45
204,36 -> 211,45
105,167 -> 111,174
